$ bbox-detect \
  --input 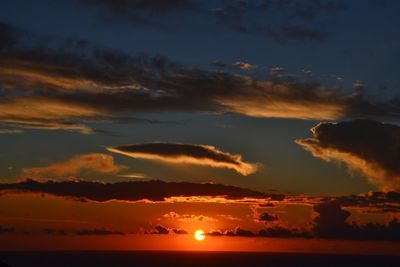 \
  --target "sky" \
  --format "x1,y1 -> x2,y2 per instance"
0,0 -> 400,254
